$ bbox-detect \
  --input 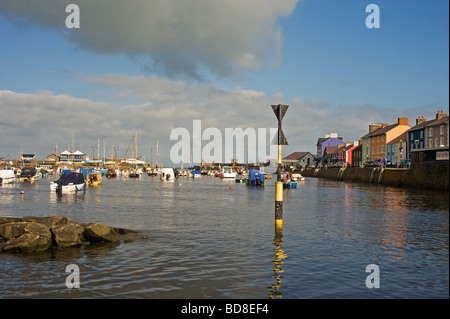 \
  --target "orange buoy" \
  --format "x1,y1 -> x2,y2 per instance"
229,185 -> 233,189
